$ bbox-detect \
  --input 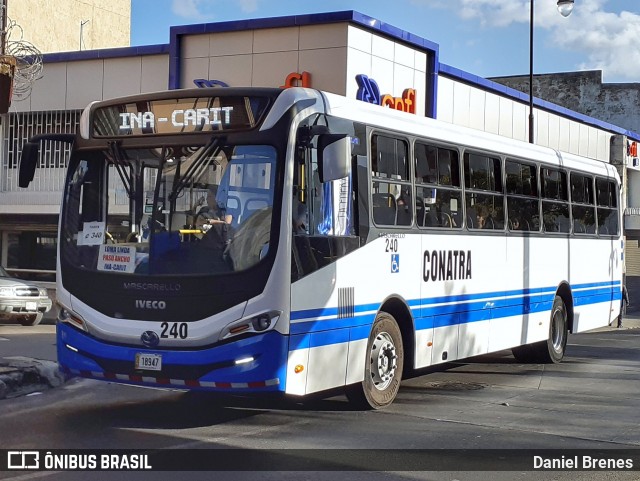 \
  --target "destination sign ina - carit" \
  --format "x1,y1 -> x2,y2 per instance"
119,107 -> 234,130
90,96 -> 272,137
